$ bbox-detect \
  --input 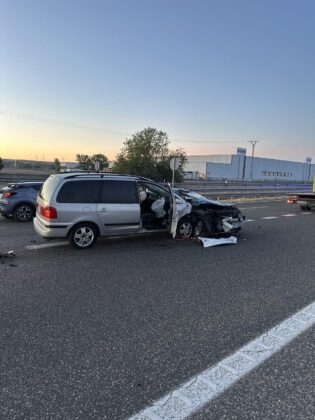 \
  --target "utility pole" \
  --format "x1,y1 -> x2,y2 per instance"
249,140 -> 258,180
